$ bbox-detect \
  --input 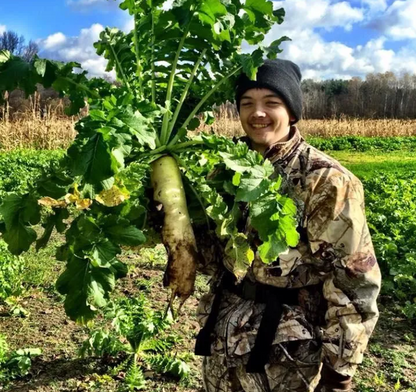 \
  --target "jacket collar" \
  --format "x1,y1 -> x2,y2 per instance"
263,126 -> 303,164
